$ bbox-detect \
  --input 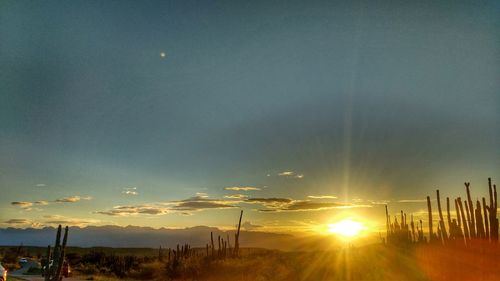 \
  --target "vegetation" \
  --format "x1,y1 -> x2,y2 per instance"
2,178 -> 499,280
386,177 -> 498,245
43,225 -> 69,281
